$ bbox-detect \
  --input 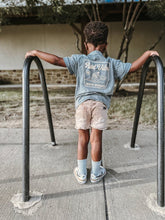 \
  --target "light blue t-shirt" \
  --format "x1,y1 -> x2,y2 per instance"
64,50 -> 132,109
